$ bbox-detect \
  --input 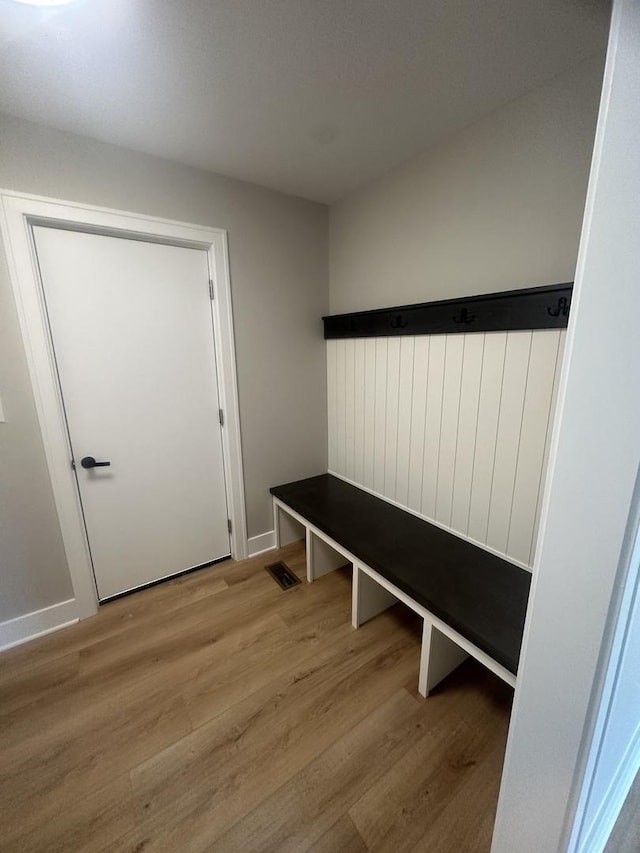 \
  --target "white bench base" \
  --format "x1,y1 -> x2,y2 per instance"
273,497 -> 516,696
